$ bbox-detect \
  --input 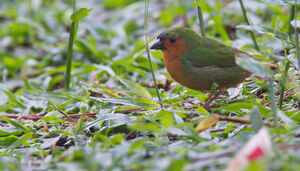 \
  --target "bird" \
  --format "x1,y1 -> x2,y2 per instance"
150,27 -> 253,109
